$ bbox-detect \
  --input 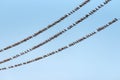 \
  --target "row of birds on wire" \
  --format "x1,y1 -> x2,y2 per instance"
0,0 -> 119,71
